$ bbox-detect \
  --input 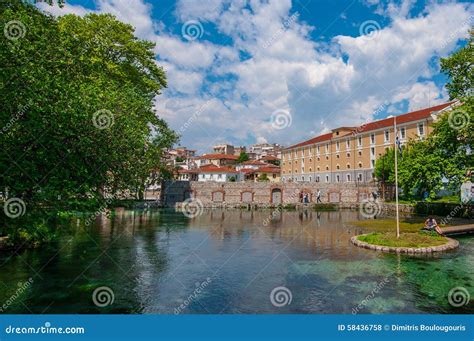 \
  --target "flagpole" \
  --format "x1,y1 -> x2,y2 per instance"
394,116 -> 400,238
